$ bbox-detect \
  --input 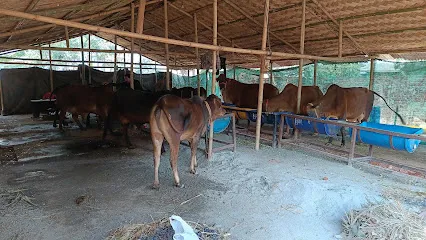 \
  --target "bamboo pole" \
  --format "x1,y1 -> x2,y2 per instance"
255,0 -> 270,151
113,35 -> 117,89
80,36 -> 85,84
39,44 -> 42,60
223,0 -> 298,53
208,0 -> 218,159
136,0 -> 146,34
139,46 -> 143,83
338,20 -> 343,58
65,26 -> 70,48
130,3 -> 135,89
369,59 -> 375,90
164,0 -> 170,90
269,61 -> 273,84
0,8 -> 368,63
295,0 -> 306,139
168,2 -> 240,48
311,0 -> 368,56
0,78 -> 4,115
313,60 -> 318,86
194,13 -> 200,96
48,43 -> 53,91
88,34 -> 92,84
233,65 -> 236,79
